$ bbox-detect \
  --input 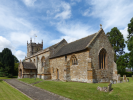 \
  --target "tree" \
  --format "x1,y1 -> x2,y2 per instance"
127,17 -> 133,42
1,48 -> 14,75
116,53 -> 130,74
106,27 -> 125,61
14,63 -> 19,76
127,17 -> 133,68
13,55 -> 19,63
127,36 -> 133,67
